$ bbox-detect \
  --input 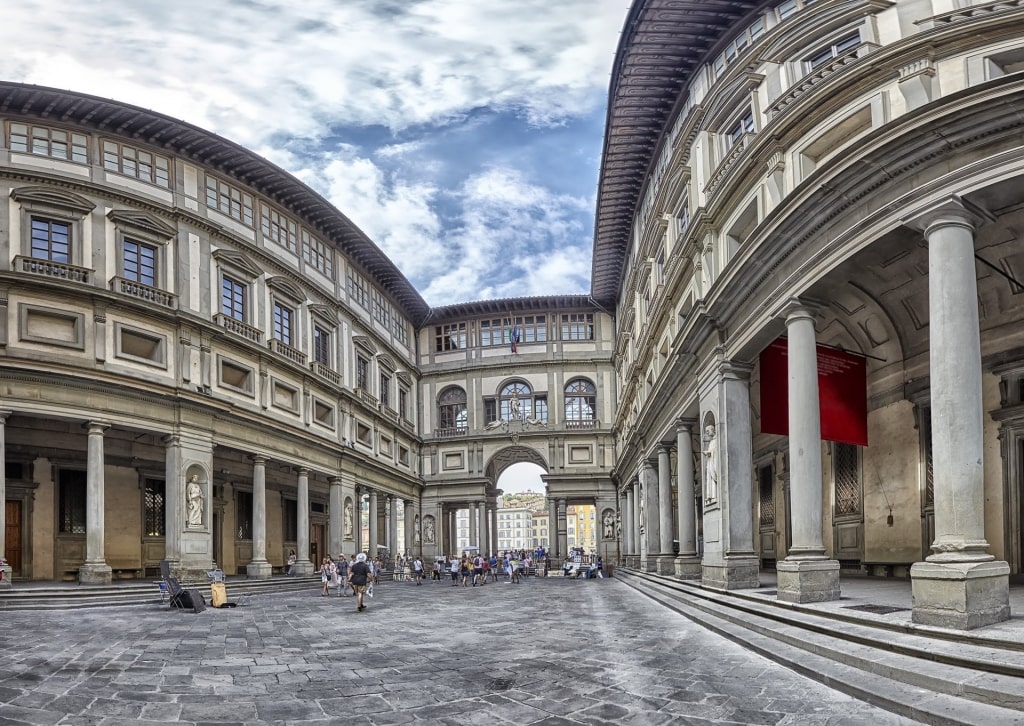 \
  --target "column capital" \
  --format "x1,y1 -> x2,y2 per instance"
658,442 -> 673,455
84,420 -> 111,435
0,409 -> 11,423
297,467 -> 310,477
904,195 -> 993,236
252,454 -> 268,466
328,476 -> 343,486
675,418 -> 697,434
718,360 -> 753,382
779,297 -> 819,325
